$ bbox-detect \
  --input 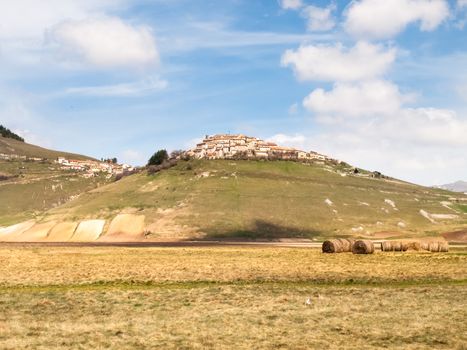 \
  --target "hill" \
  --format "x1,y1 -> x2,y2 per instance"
438,180 -> 467,193
0,125 -> 24,142
2,158 -> 466,242
0,136 -> 110,226
0,136 -> 94,160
